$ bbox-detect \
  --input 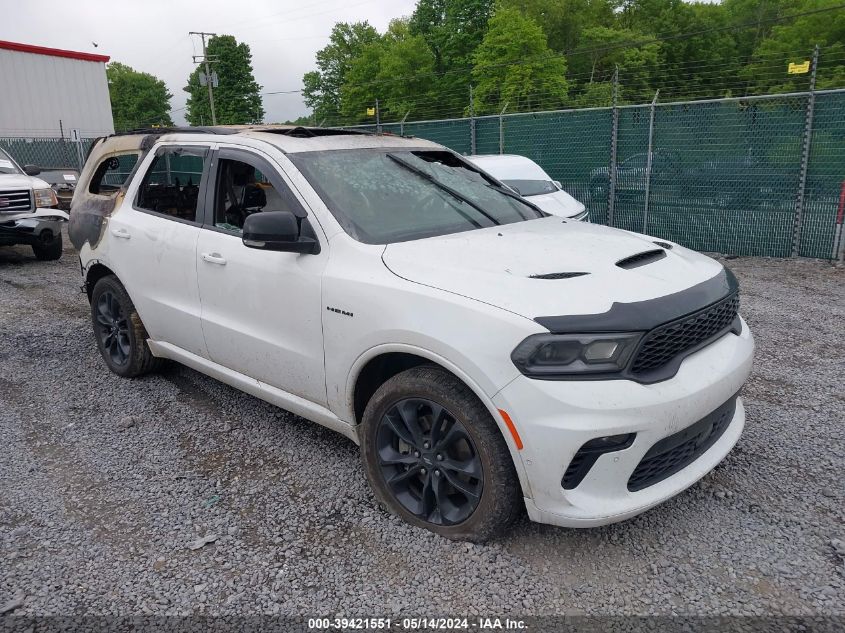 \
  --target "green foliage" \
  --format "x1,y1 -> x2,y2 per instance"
472,8 -> 568,114
302,22 -> 381,124
498,0 -> 617,52
106,62 -> 173,131
184,35 -> 263,126
298,0 -> 845,124
341,20 -> 438,123
742,0 -> 845,92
